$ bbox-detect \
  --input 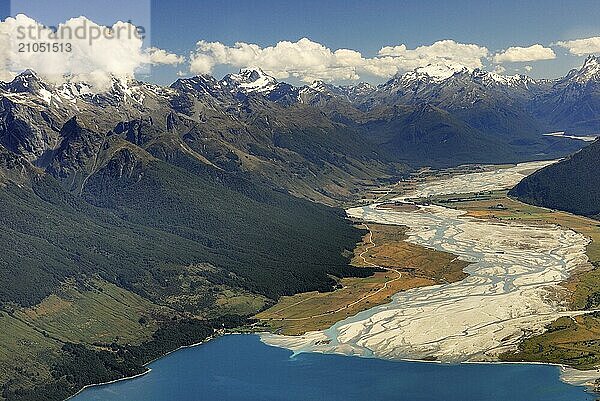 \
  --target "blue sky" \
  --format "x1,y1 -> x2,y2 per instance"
2,0 -> 600,84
